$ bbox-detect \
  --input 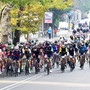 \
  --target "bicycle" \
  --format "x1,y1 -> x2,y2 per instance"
69,56 -> 76,72
6,58 -> 13,76
12,60 -> 19,77
53,53 -> 60,68
44,58 -> 50,75
25,60 -> 29,75
25,59 -> 32,75
80,54 -> 85,70
60,56 -> 67,72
